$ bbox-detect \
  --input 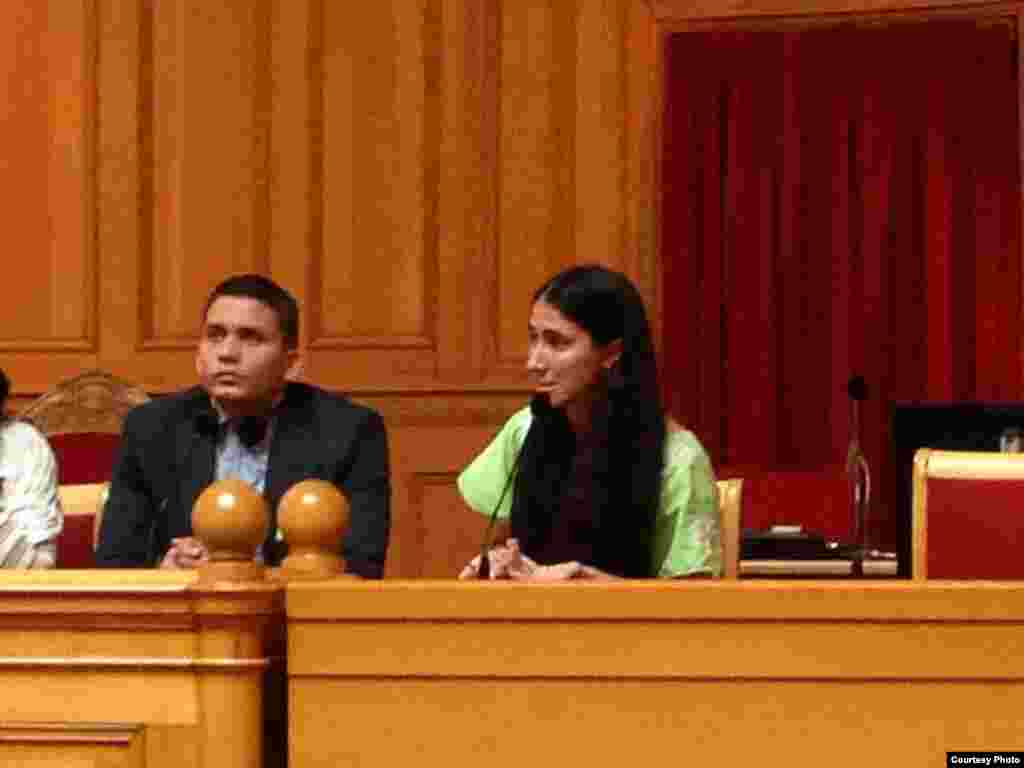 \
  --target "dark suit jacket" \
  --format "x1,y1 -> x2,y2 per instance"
95,382 -> 390,578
